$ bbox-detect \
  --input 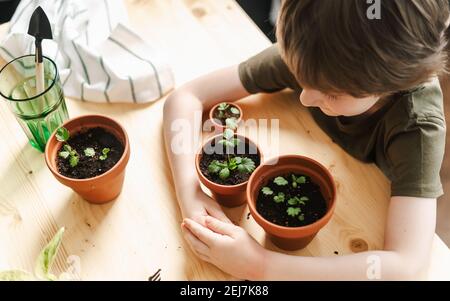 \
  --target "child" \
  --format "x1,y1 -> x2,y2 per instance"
163,0 -> 449,280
